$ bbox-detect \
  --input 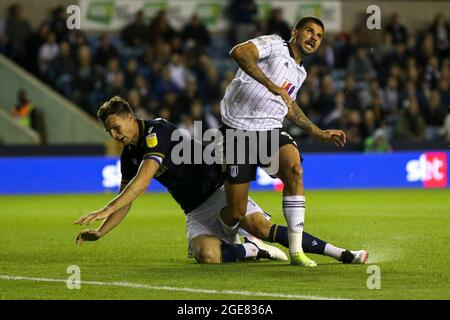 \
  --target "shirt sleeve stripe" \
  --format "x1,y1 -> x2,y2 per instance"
144,152 -> 165,159
144,155 -> 163,165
